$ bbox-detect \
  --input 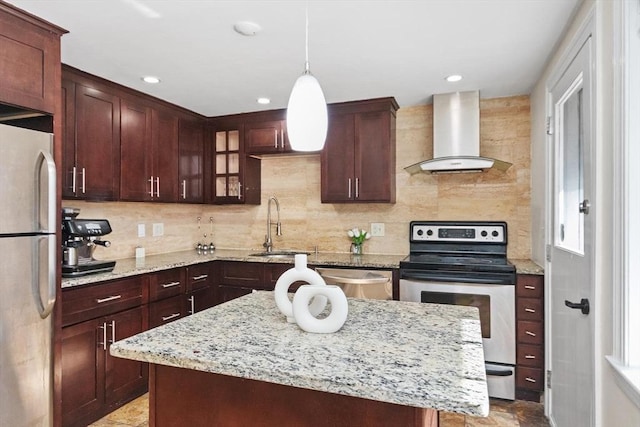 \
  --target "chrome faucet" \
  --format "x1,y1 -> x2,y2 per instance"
263,196 -> 282,252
